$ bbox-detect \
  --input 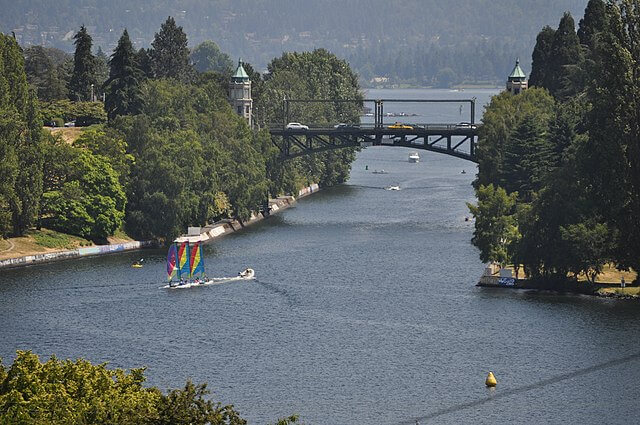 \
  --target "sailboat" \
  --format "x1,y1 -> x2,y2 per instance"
166,242 -> 212,288
164,242 -> 255,289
